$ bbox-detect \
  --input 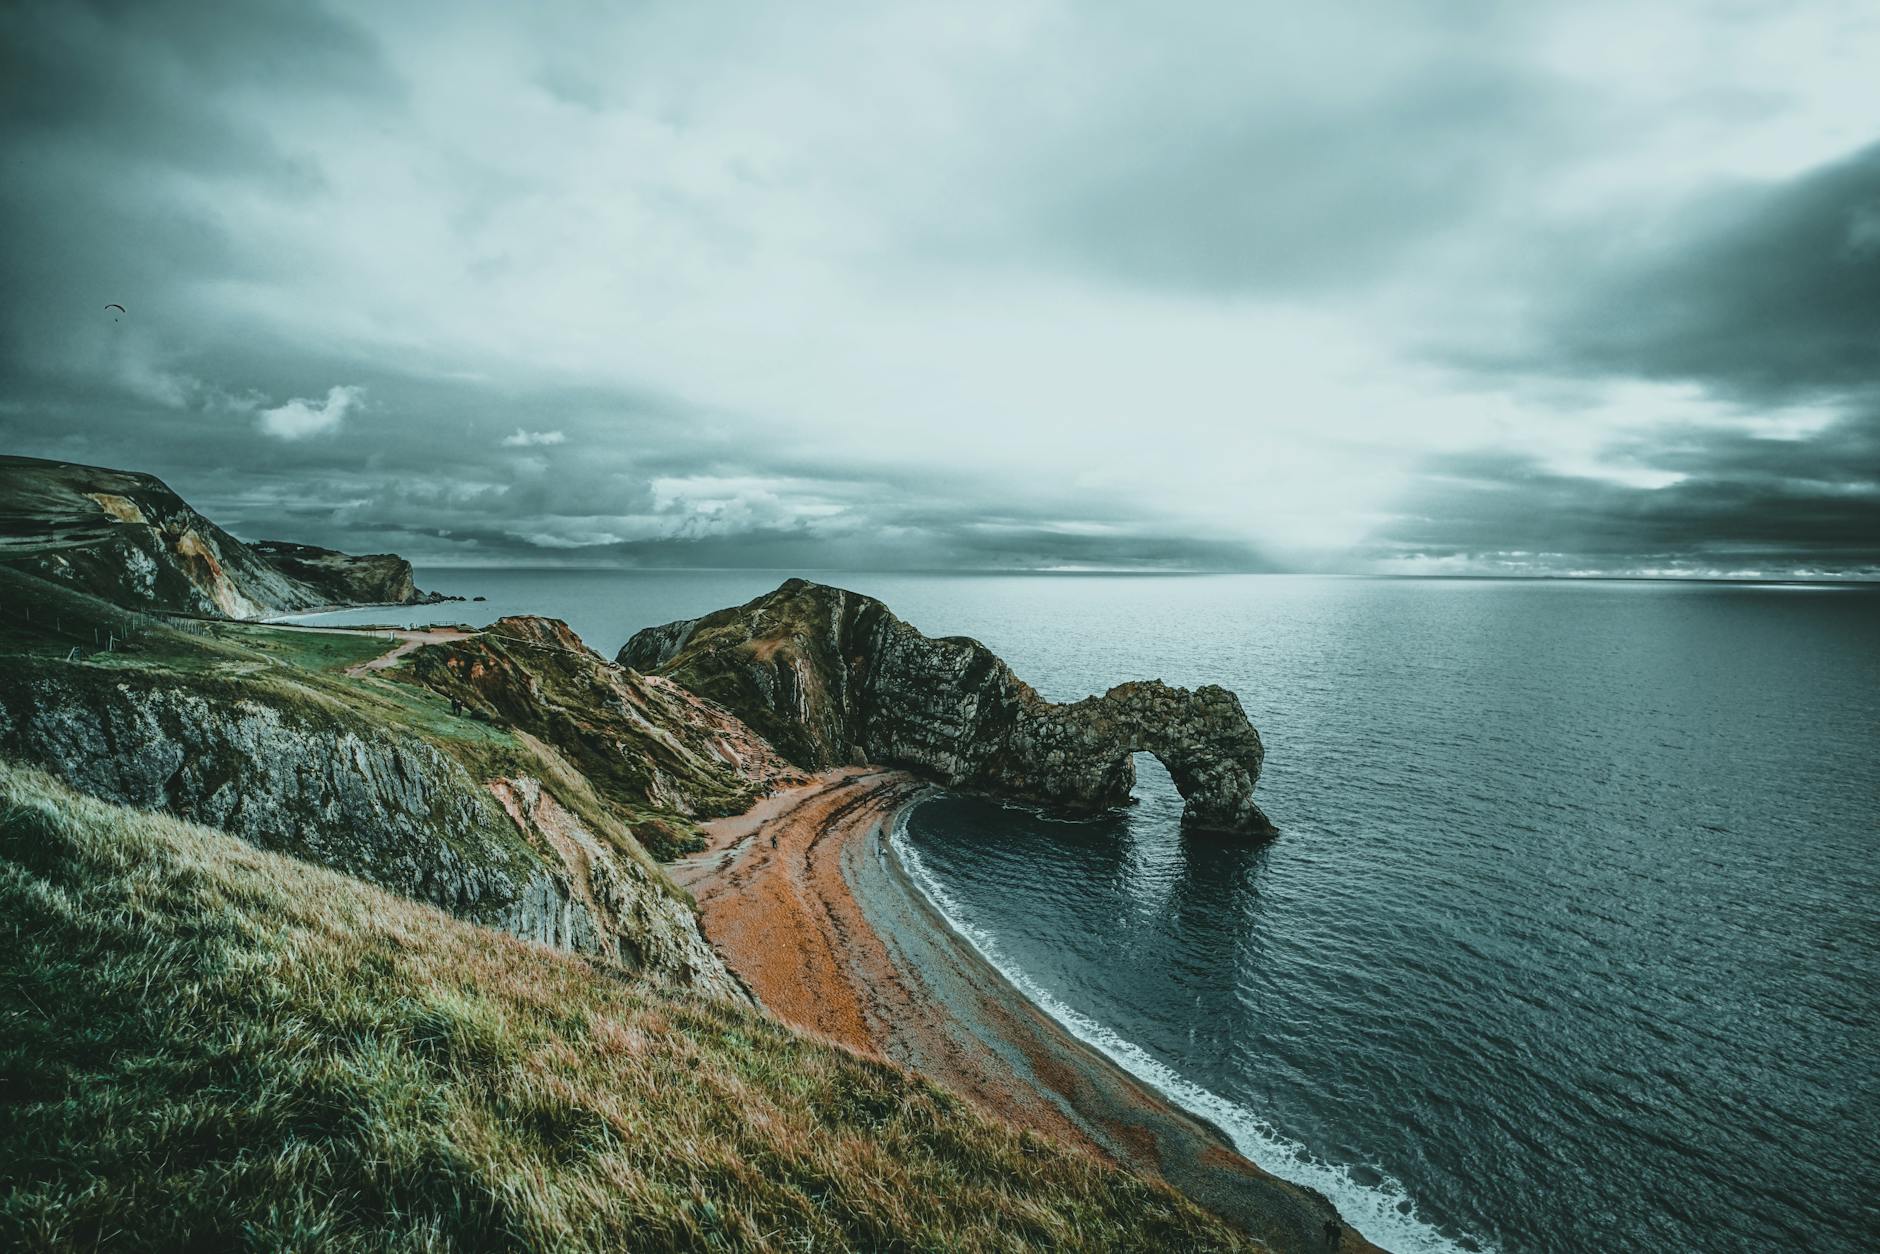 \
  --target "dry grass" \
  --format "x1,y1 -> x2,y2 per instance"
0,566 -> 691,904
0,762 -> 1262,1252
